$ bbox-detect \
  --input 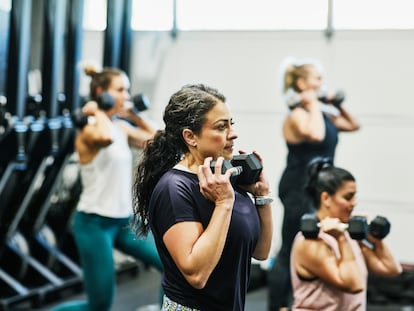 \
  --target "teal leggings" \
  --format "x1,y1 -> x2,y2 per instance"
50,211 -> 163,311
